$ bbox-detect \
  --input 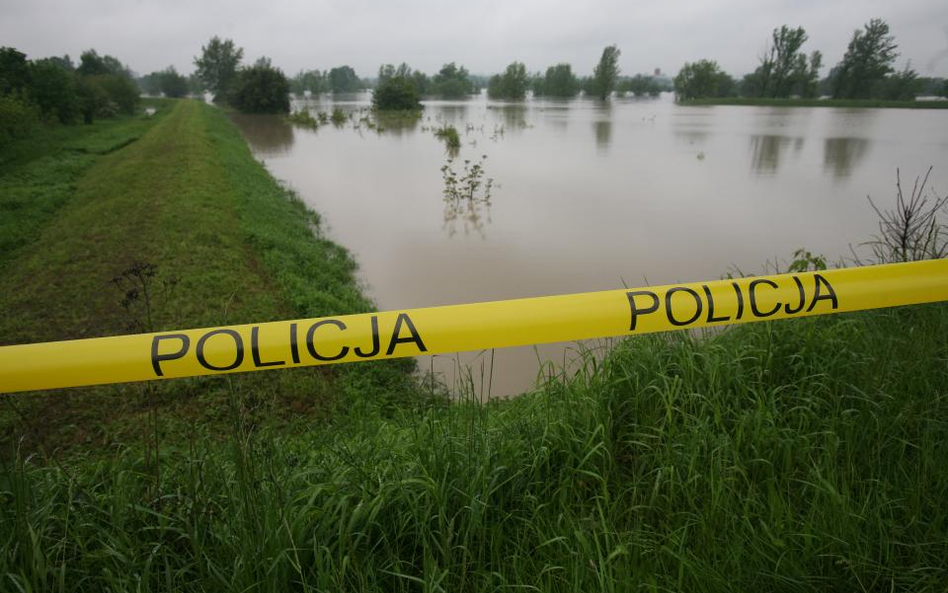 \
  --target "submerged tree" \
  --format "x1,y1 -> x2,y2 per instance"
831,19 -> 899,99
429,63 -> 474,98
591,45 -> 621,100
373,75 -> 422,110
534,63 -> 579,98
487,62 -> 528,100
194,36 -> 244,102
229,59 -> 290,113
328,66 -> 361,93
674,60 -> 735,100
